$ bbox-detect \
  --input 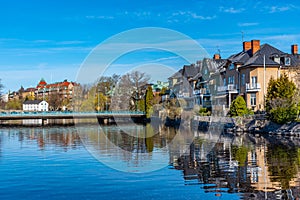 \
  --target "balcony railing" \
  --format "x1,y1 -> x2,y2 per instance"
193,88 -> 209,95
217,84 -> 237,92
246,83 -> 261,92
